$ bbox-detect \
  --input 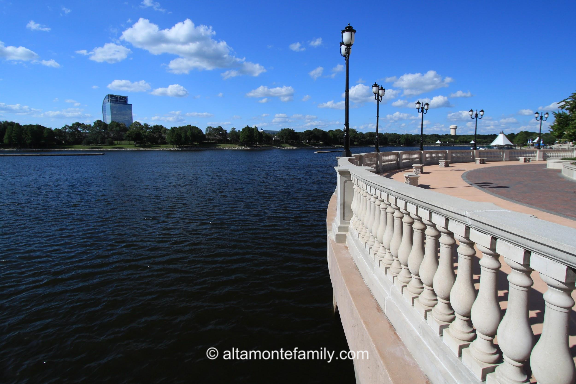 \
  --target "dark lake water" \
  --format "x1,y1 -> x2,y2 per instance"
1,147 -> 392,384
